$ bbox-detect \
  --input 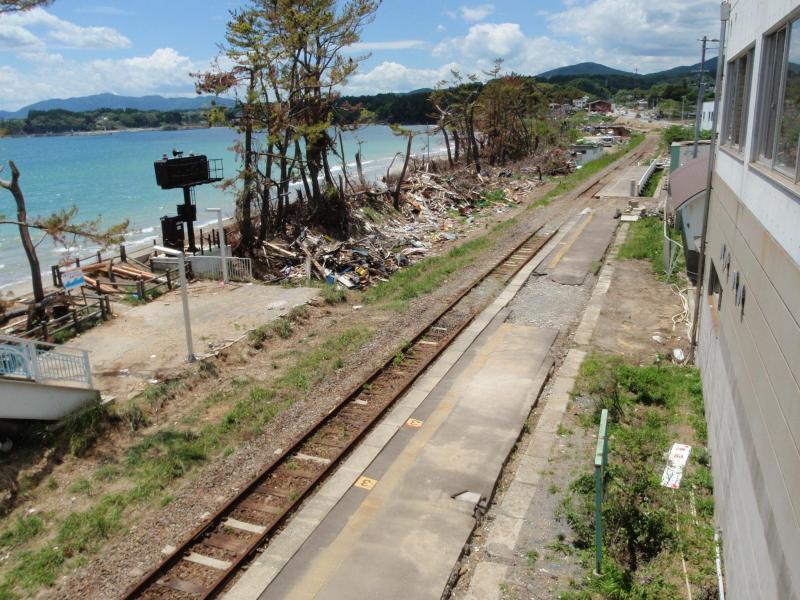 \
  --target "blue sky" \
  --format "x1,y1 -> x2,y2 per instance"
0,1 -> 720,110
